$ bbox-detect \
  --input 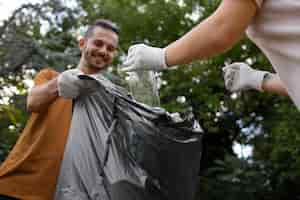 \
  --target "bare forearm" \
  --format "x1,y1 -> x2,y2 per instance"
165,13 -> 236,65
27,78 -> 58,112
165,0 -> 257,66
262,73 -> 289,96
